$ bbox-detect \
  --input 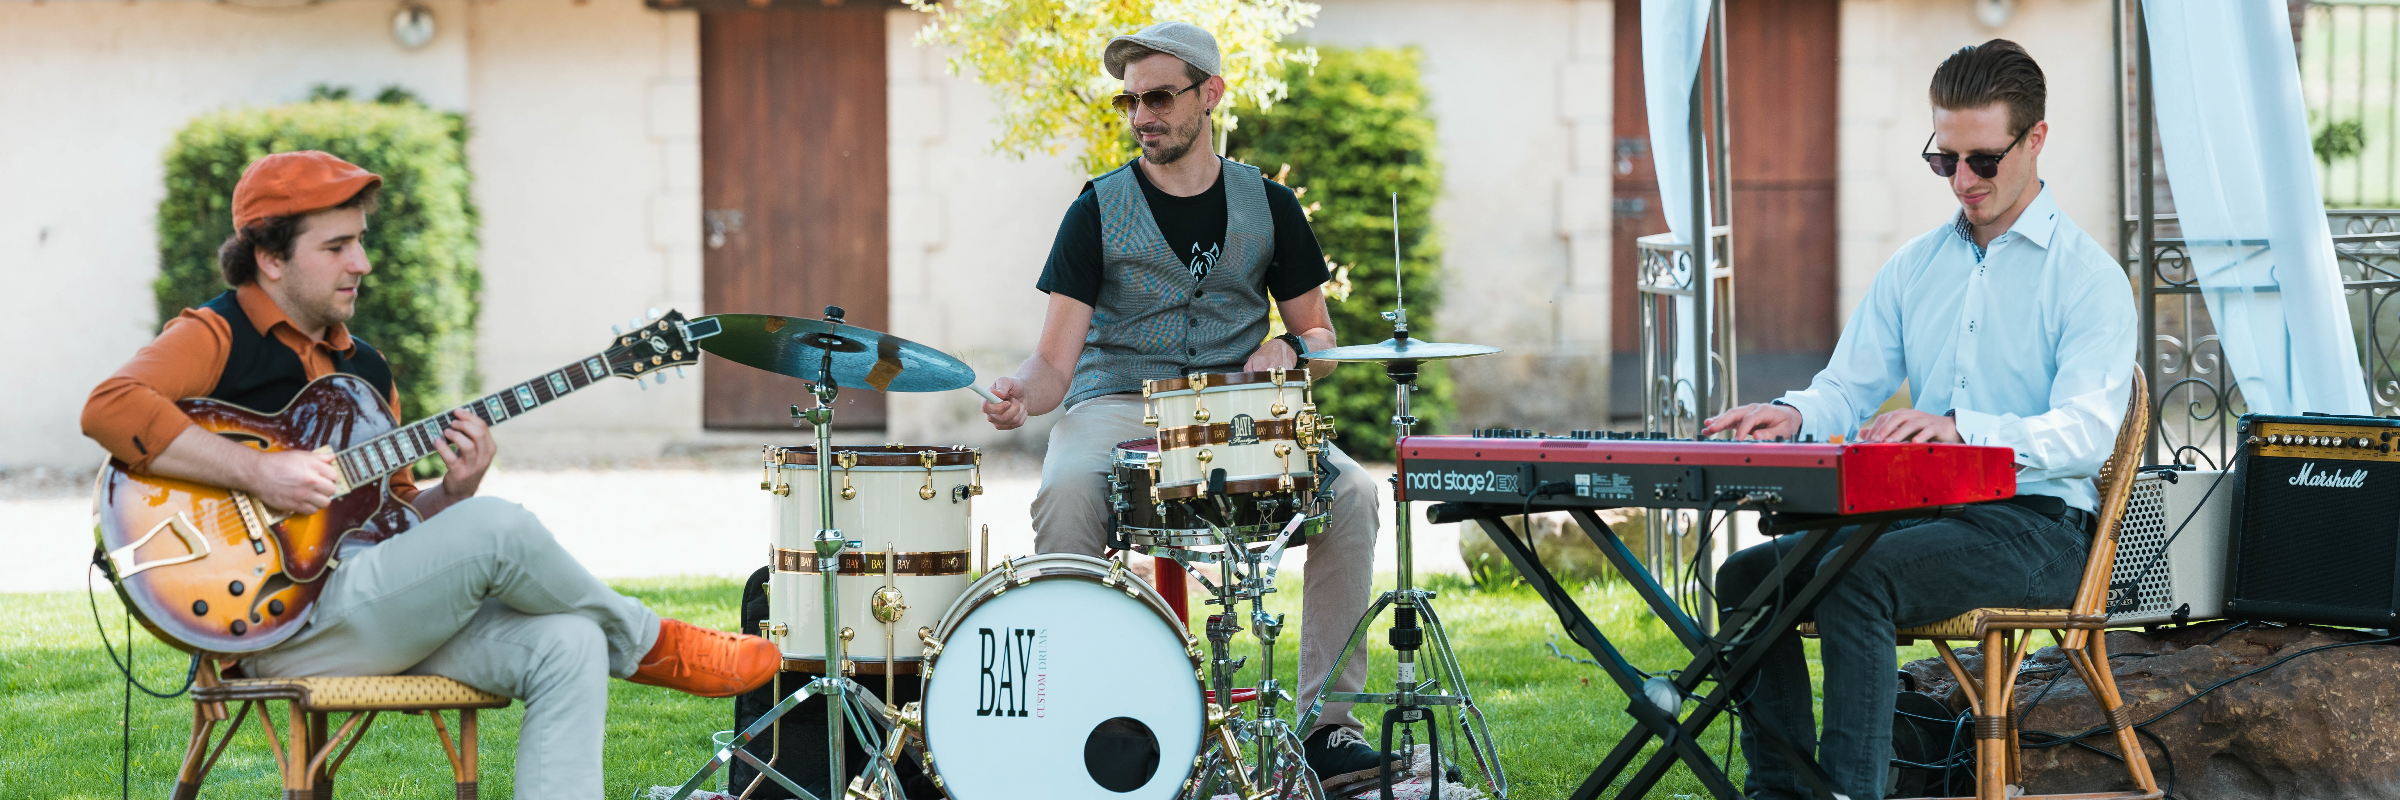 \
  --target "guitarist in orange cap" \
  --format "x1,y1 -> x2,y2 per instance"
82,151 -> 775,797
